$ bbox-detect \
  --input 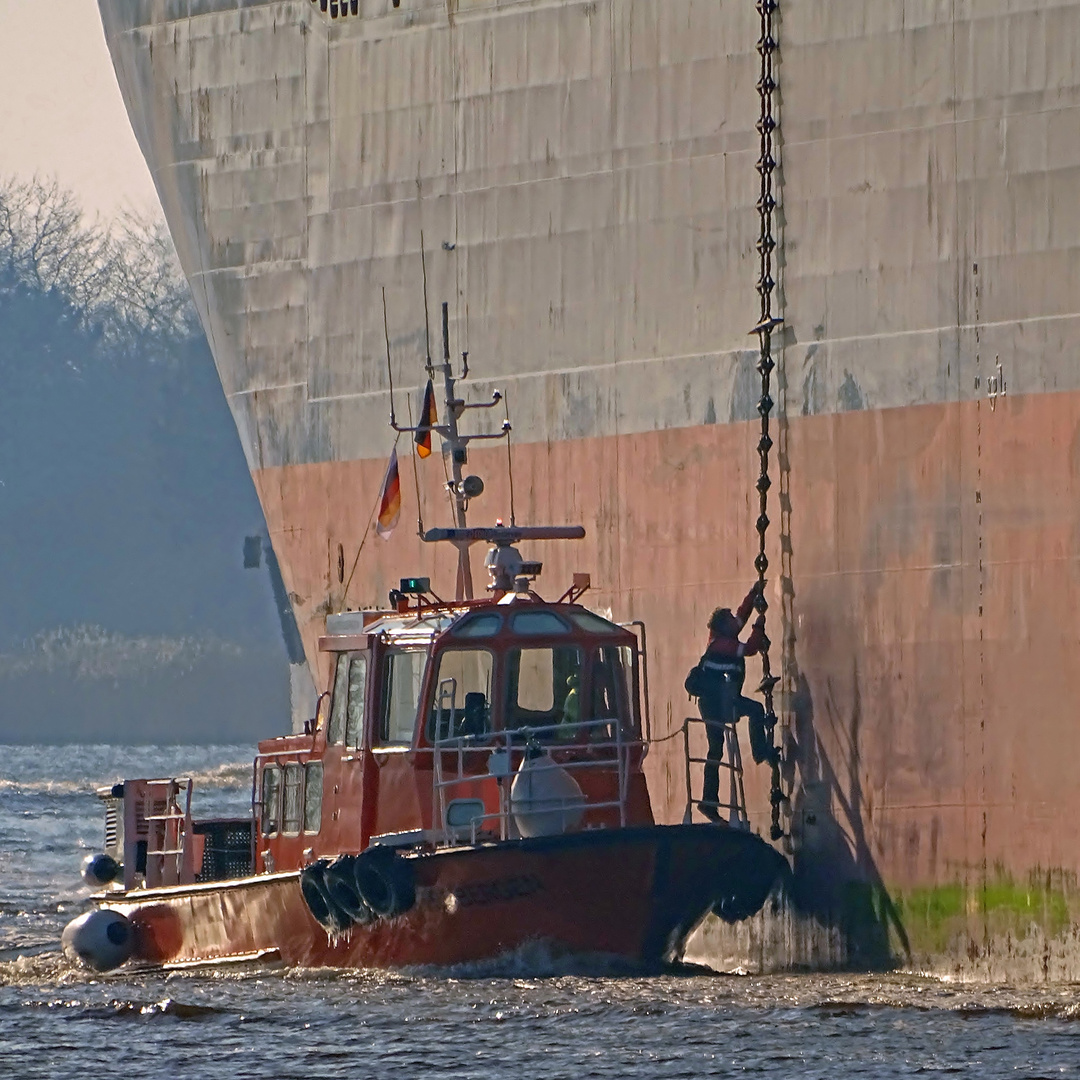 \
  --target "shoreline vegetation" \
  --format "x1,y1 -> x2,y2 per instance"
0,176 -> 290,743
